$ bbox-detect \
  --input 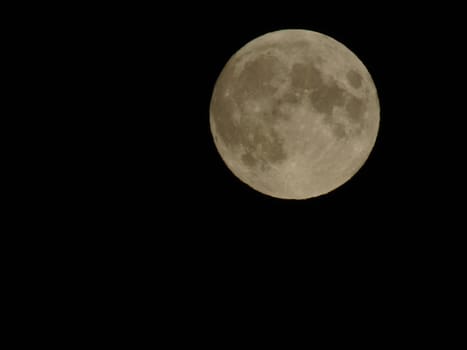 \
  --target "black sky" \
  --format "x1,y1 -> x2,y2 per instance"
12,4 -> 462,333
67,3 -> 462,264
92,4 -> 459,229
